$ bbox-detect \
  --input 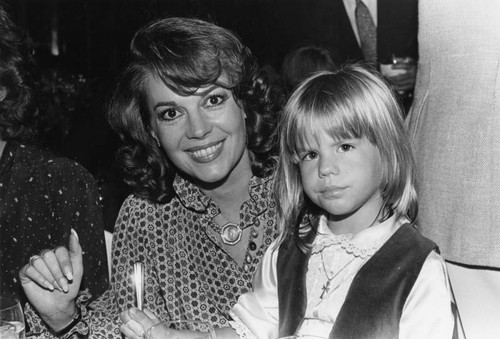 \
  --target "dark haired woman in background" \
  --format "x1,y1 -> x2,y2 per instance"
0,3 -> 108,308
20,16 -> 284,338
